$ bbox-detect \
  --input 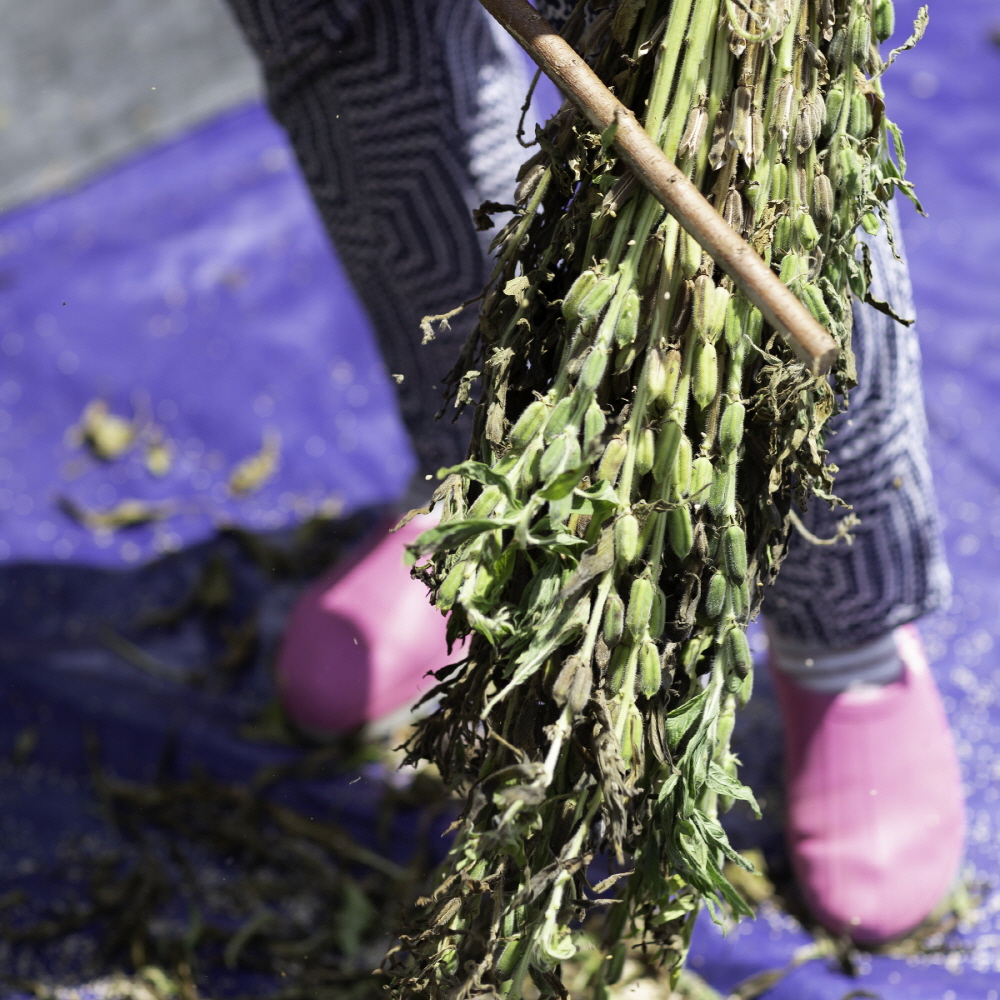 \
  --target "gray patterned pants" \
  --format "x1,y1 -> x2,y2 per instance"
223,0 -> 950,648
